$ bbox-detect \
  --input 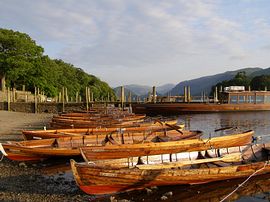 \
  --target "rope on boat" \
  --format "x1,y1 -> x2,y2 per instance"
219,161 -> 269,202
